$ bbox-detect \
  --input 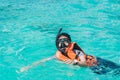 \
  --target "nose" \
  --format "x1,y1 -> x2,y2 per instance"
61,42 -> 66,48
